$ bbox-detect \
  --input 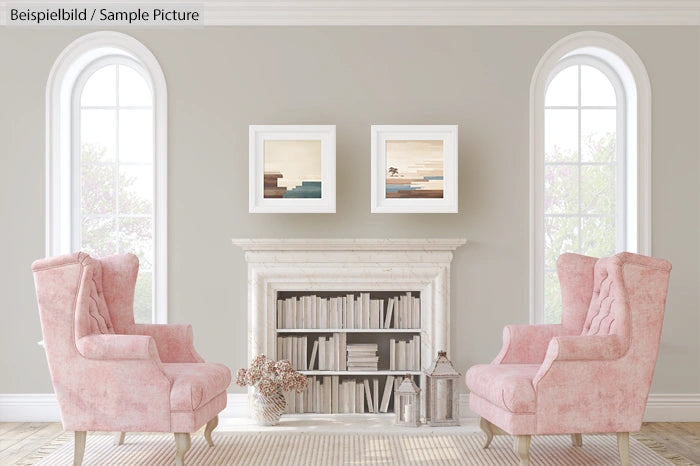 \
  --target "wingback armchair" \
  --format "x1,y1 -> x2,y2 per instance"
465,252 -> 671,466
32,252 -> 232,466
